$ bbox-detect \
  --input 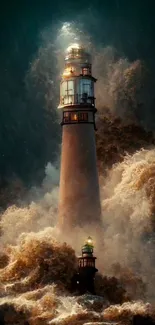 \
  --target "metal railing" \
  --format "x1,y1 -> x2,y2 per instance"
59,94 -> 95,106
